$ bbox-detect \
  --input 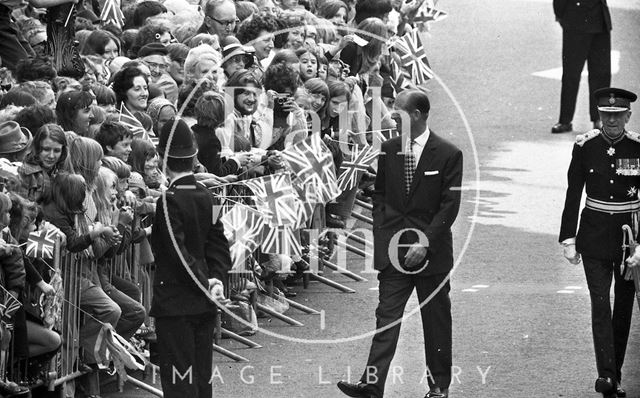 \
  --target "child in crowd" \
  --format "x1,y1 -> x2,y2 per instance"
95,121 -> 134,163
